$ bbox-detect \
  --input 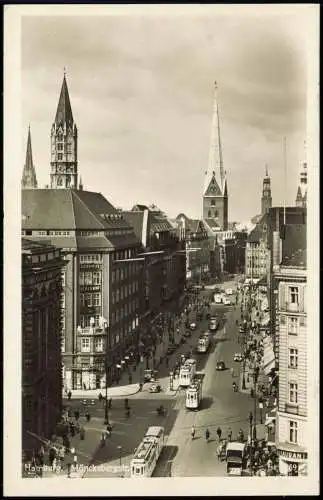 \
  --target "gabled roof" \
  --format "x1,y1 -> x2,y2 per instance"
55,75 -> 74,127
203,173 -> 223,197
150,212 -> 173,233
22,189 -> 133,232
